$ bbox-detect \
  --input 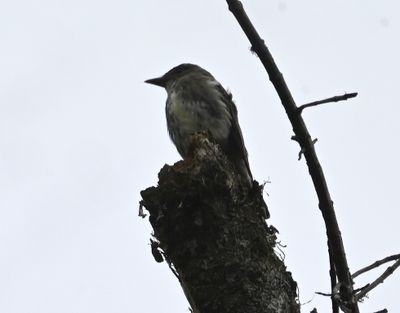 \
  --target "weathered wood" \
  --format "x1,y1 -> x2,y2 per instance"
141,133 -> 299,313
